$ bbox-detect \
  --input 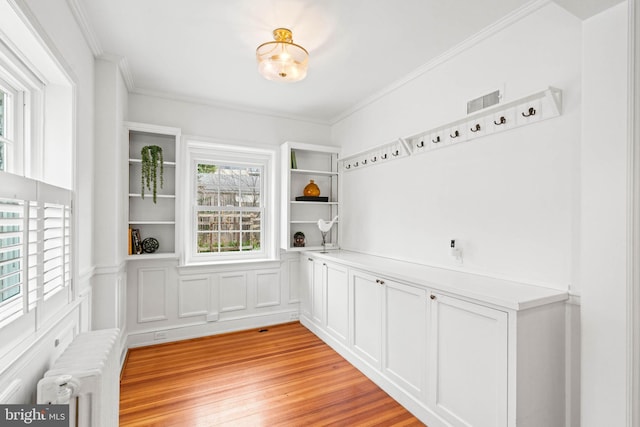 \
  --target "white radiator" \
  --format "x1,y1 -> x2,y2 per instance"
37,328 -> 120,427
